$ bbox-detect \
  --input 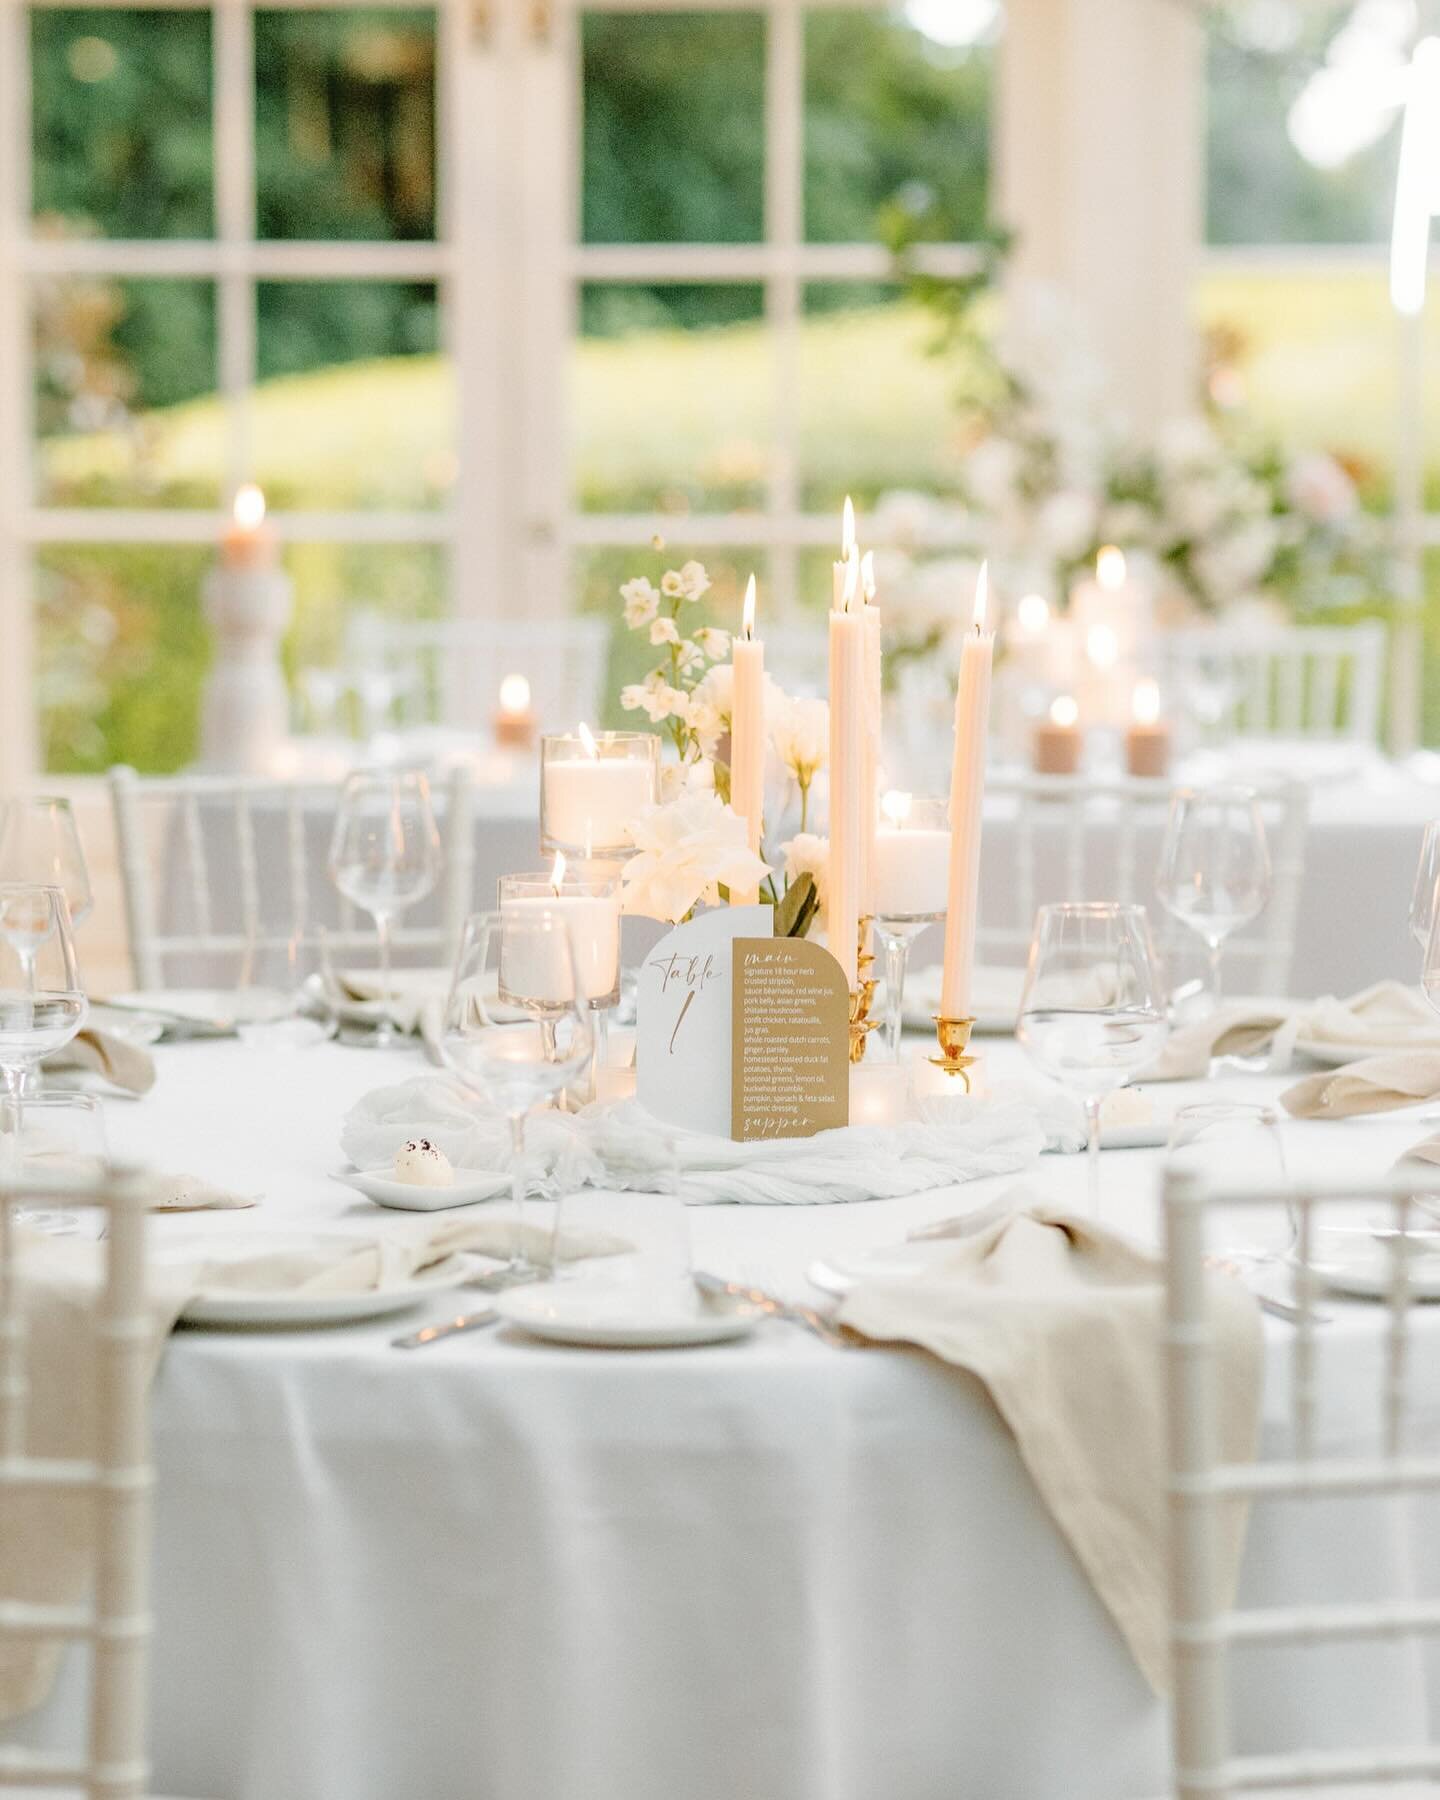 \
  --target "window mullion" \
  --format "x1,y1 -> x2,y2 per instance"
0,0 -> 36,786
766,0 -> 803,619
214,0 -> 257,495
